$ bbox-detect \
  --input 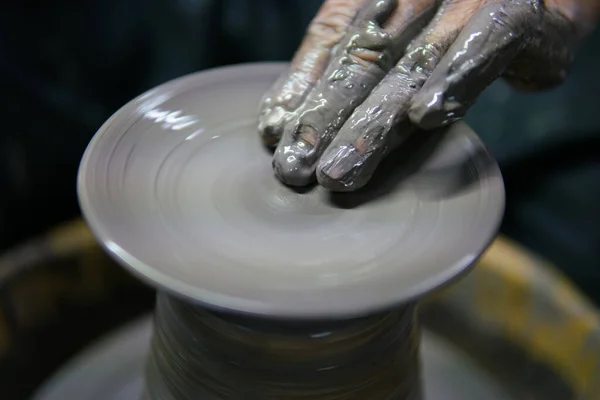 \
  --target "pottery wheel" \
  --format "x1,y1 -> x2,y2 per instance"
77,62 -> 504,318
33,316 -> 512,400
